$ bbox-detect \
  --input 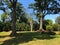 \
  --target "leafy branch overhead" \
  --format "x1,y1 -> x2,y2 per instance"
29,0 -> 60,15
